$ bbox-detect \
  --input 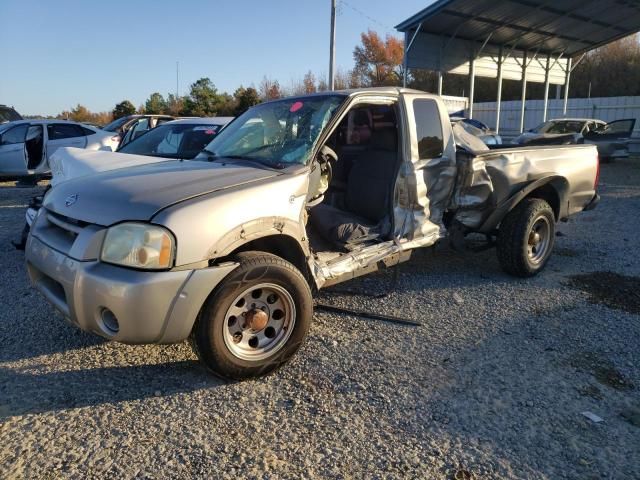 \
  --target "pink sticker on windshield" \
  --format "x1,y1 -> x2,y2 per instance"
290,101 -> 303,113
